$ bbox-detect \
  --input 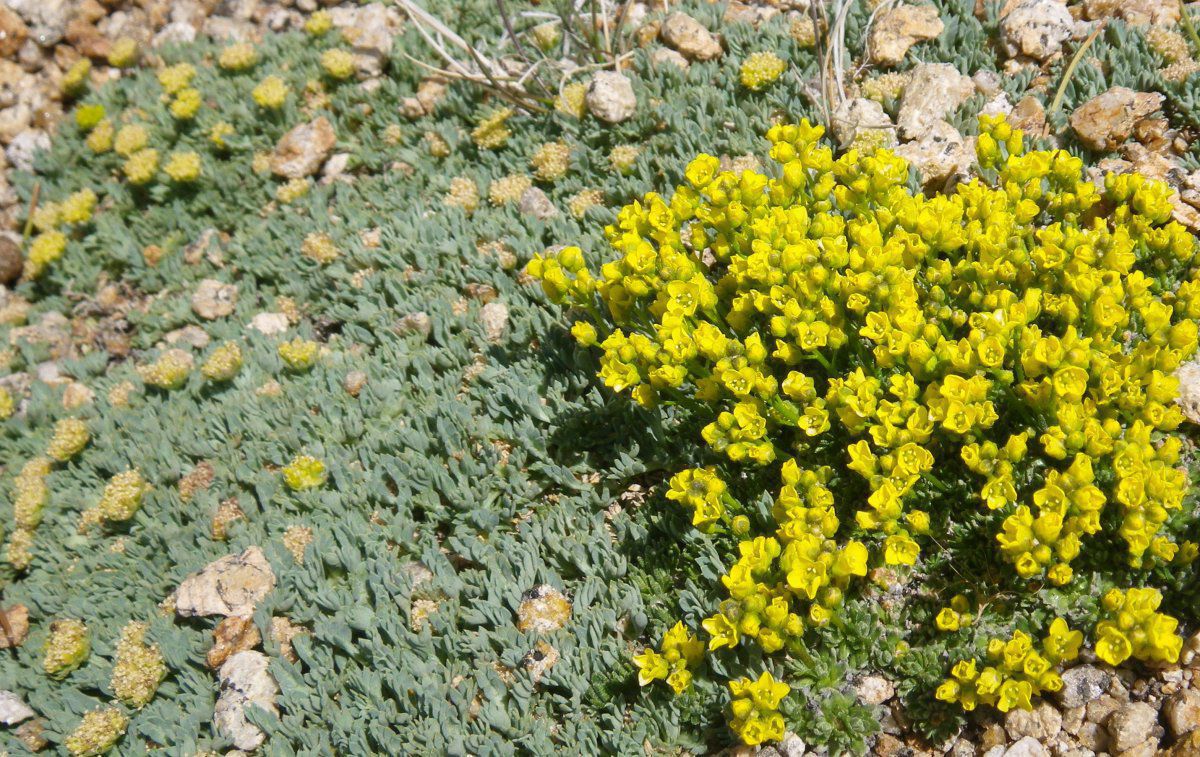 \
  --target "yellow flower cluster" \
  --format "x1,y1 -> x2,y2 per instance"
531,141 -> 571,182
253,75 -> 290,109
276,177 -> 310,203
632,621 -> 704,693
936,619 -> 1081,712
555,82 -> 587,119
24,230 -> 68,279
65,707 -> 127,757
729,671 -> 790,746
108,37 -> 139,68
169,87 -> 203,120
279,338 -> 319,370
472,108 -> 514,150
44,618 -> 91,678
86,119 -> 113,152
75,104 -> 105,130
0,386 -> 12,419
138,349 -> 193,389
114,124 -> 149,156
283,454 -> 327,490
321,49 -> 356,80
488,174 -> 532,206
157,63 -> 196,94
61,188 -> 97,224
62,58 -> 91,95
8,457 -> 51,569
47,418 -> 90,462
305,10 -> 333,36
1094,587 -> 1183,666
218,42 -> 259,72
111,621 -> 166,708
302,232 -> 340,264
740,52 -> 786,91
164,151 -> 202,183
123,148 -> 160,186
444,176 -> 480,213
530,114 -> 1200,736
97,469 -> 150,522
202,342 -> 243,382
